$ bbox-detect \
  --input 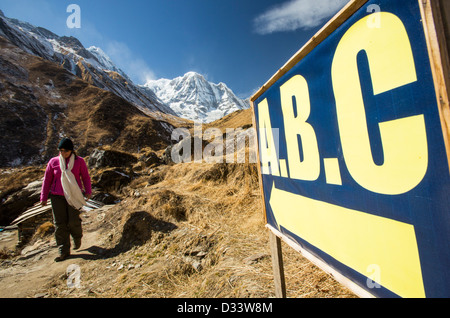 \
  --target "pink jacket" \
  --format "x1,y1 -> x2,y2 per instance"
40,155 -> 92,202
